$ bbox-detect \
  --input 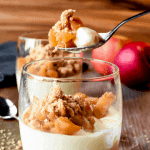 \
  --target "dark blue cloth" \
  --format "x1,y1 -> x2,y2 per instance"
0,42 -> 17,87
